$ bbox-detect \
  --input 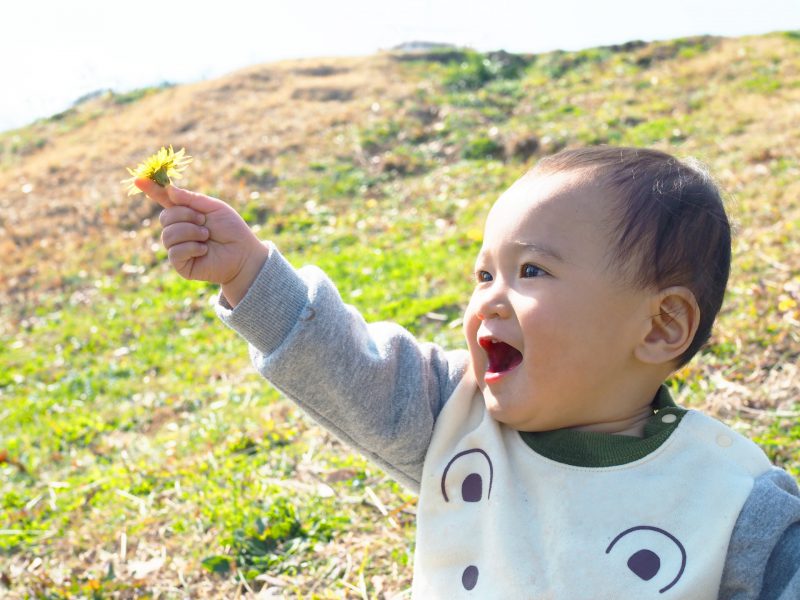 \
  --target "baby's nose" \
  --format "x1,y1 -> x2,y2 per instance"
474,288 -> 511,320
